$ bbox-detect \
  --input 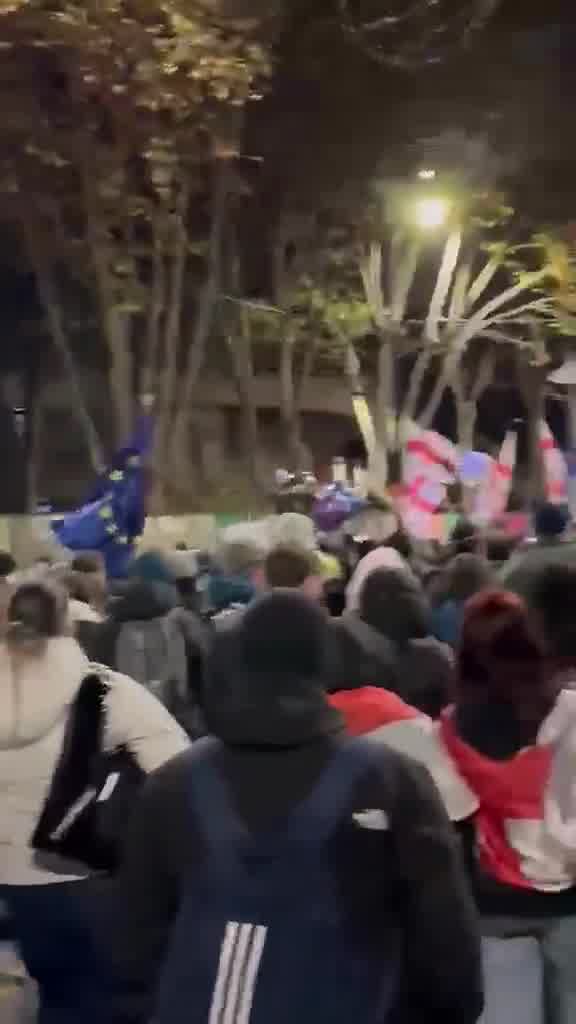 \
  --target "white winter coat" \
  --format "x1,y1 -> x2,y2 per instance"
0,637 -> 189,885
